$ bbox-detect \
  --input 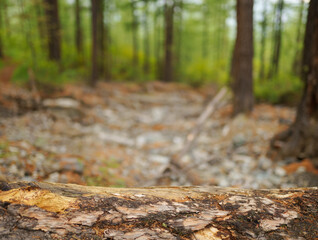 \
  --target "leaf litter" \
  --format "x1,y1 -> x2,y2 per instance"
0,81 -> 318,188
